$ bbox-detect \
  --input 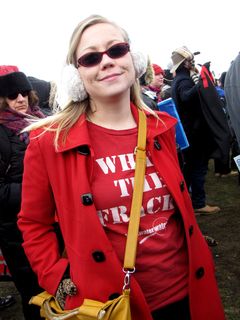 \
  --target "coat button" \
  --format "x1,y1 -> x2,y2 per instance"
81,193 -> 93,205
92,251 -> 106,262
154,140 -> 161,150
195,267 -> 205,279
189,225 -> 194,236
180,181 -> 185,191
77,145 -> 90,155
108,293 -> 120,300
